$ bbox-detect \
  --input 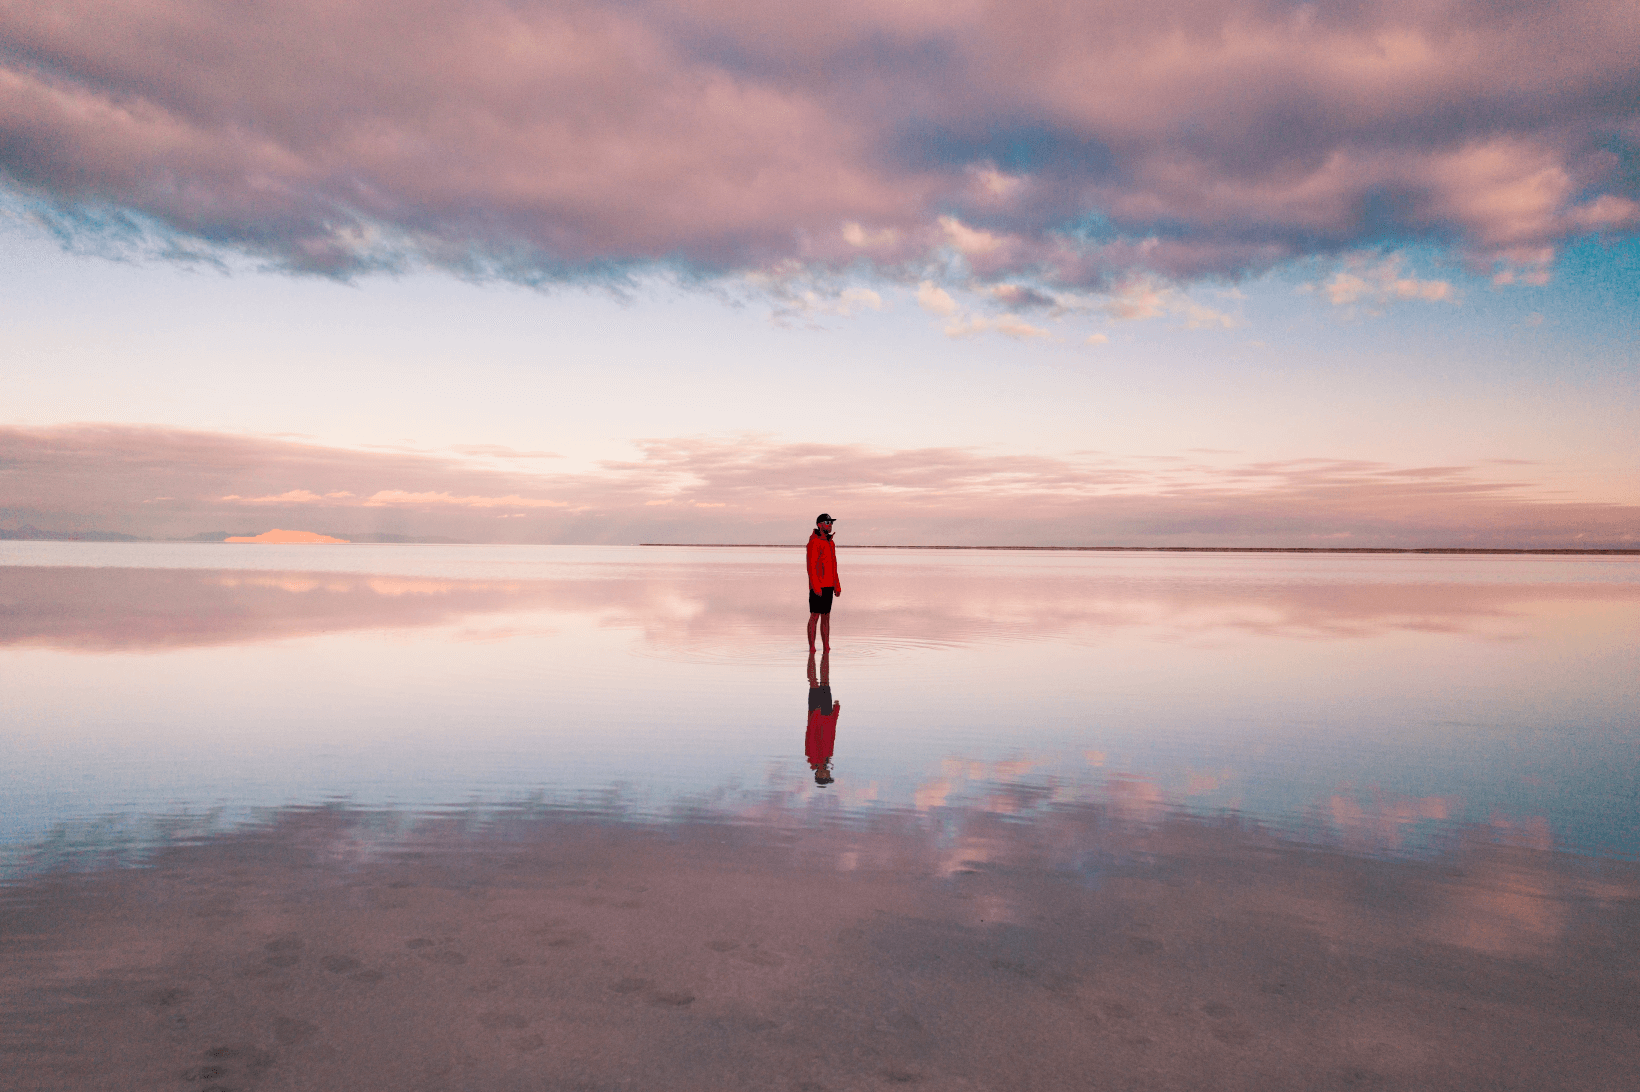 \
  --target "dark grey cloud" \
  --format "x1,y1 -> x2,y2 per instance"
0,0 -> 1634,287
